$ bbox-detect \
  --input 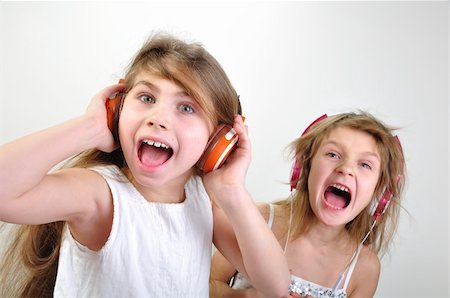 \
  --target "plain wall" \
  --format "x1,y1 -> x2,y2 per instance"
0,2 -> 448,297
